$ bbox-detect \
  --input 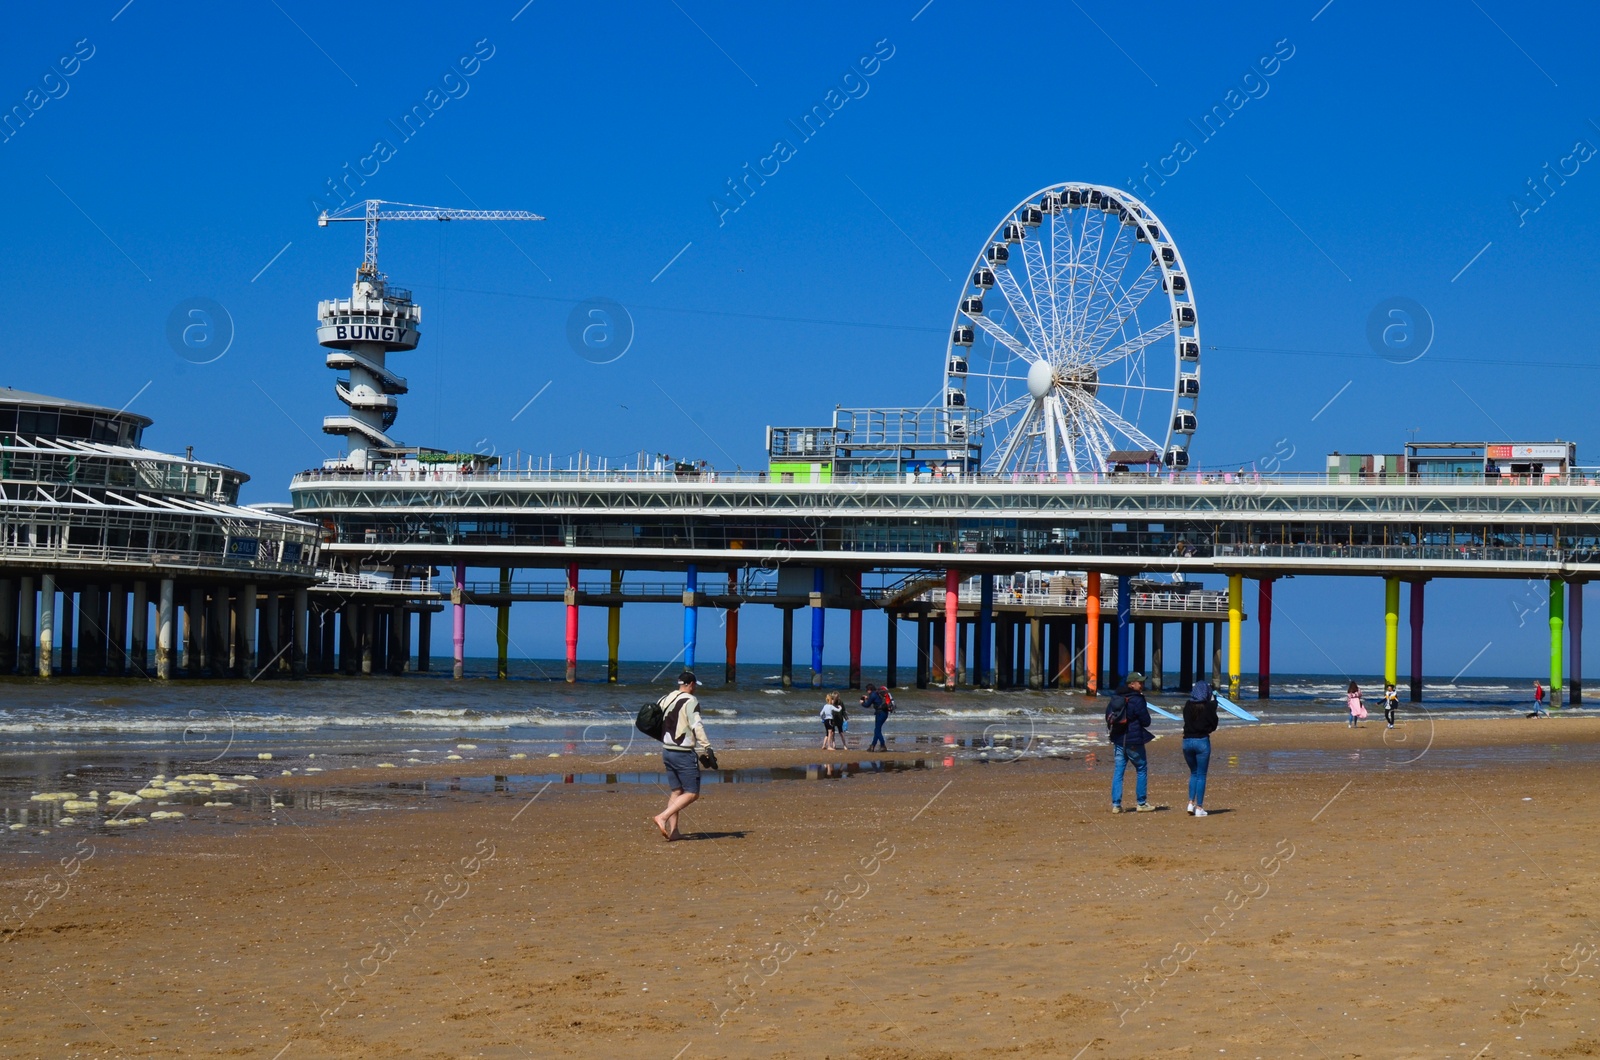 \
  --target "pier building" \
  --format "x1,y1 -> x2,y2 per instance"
0,389 -> 320,678
288,185 -> 1600,703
